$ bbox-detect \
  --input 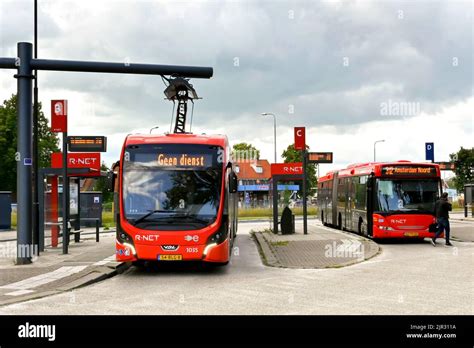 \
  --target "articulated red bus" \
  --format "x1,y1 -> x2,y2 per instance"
317,161 -> 441,239
114,133 -> 238,266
